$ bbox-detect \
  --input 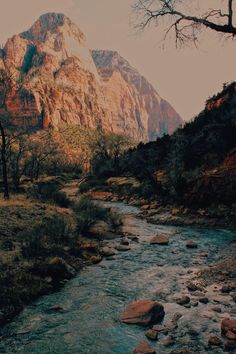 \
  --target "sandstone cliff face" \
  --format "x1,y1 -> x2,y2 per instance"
92,50 -> 183,140
1,13 -> 182,140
